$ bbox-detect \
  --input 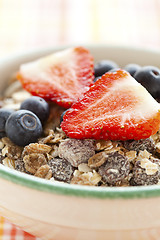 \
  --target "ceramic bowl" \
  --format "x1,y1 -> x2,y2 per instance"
0,45 -> 160,240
